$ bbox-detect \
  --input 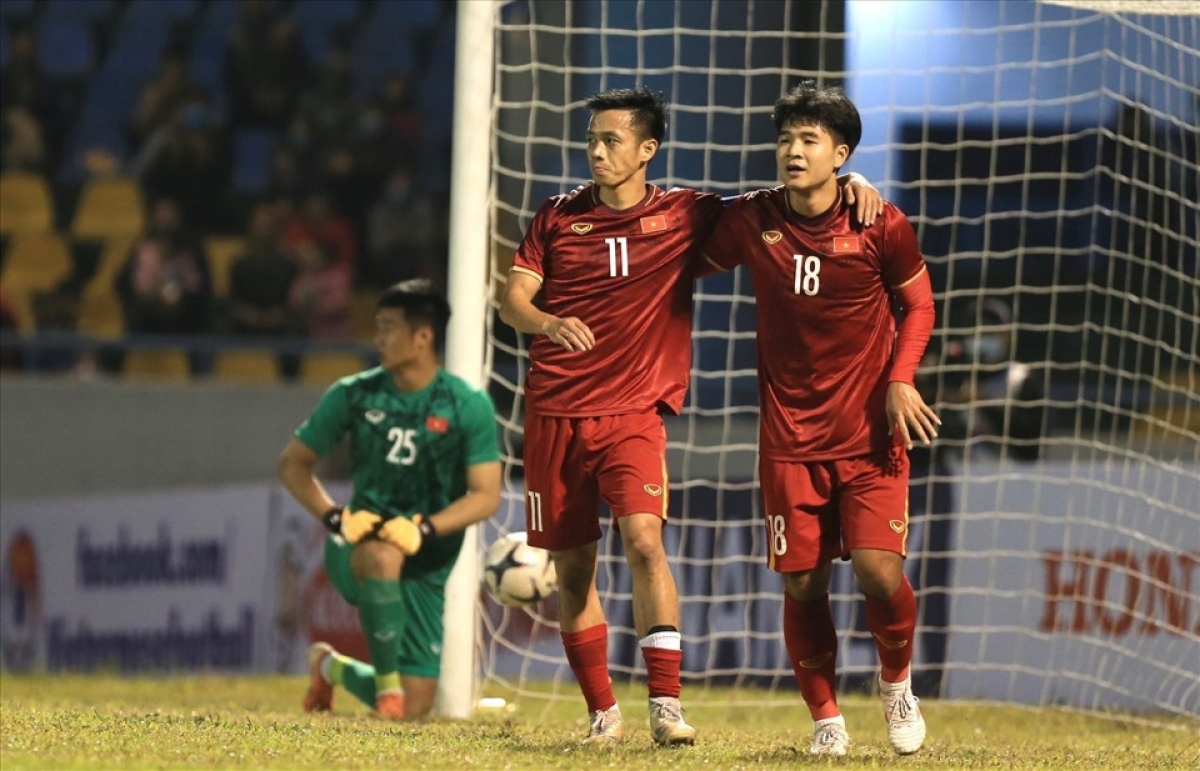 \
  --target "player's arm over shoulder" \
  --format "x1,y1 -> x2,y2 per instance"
697,192 -> 760,275
879,202 -> 927,289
